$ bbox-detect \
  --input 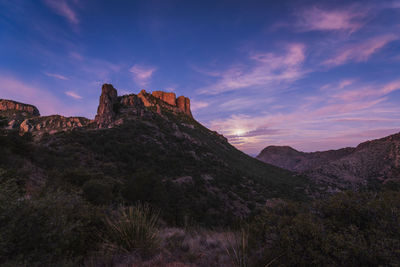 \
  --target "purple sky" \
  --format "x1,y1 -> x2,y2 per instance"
1,0 -> 400,154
